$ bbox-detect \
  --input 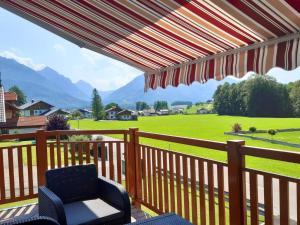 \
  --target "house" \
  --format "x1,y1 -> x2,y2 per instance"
117,109 -> 136,121
141,108 -> 157,116
157,109 -> 170,115
0,84 -> 47,134
197,108 -> 208,114
0,116 -> 47,134
105,106 -> 122,120
4,92 -> 19,120
171,105 -> 188,114
19,100 -> 54,117
78,108 -> 92,118
19,100 -> 70,118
